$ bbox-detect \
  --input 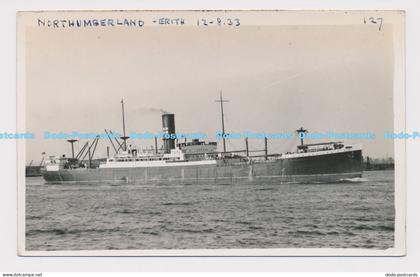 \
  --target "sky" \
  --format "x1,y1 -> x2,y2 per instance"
24,23 -> 395,163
